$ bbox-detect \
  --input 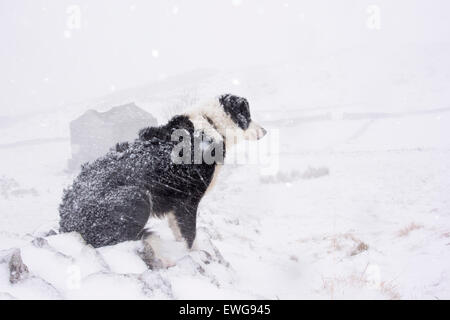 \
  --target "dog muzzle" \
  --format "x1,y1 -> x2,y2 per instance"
245,121 -> 267,141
